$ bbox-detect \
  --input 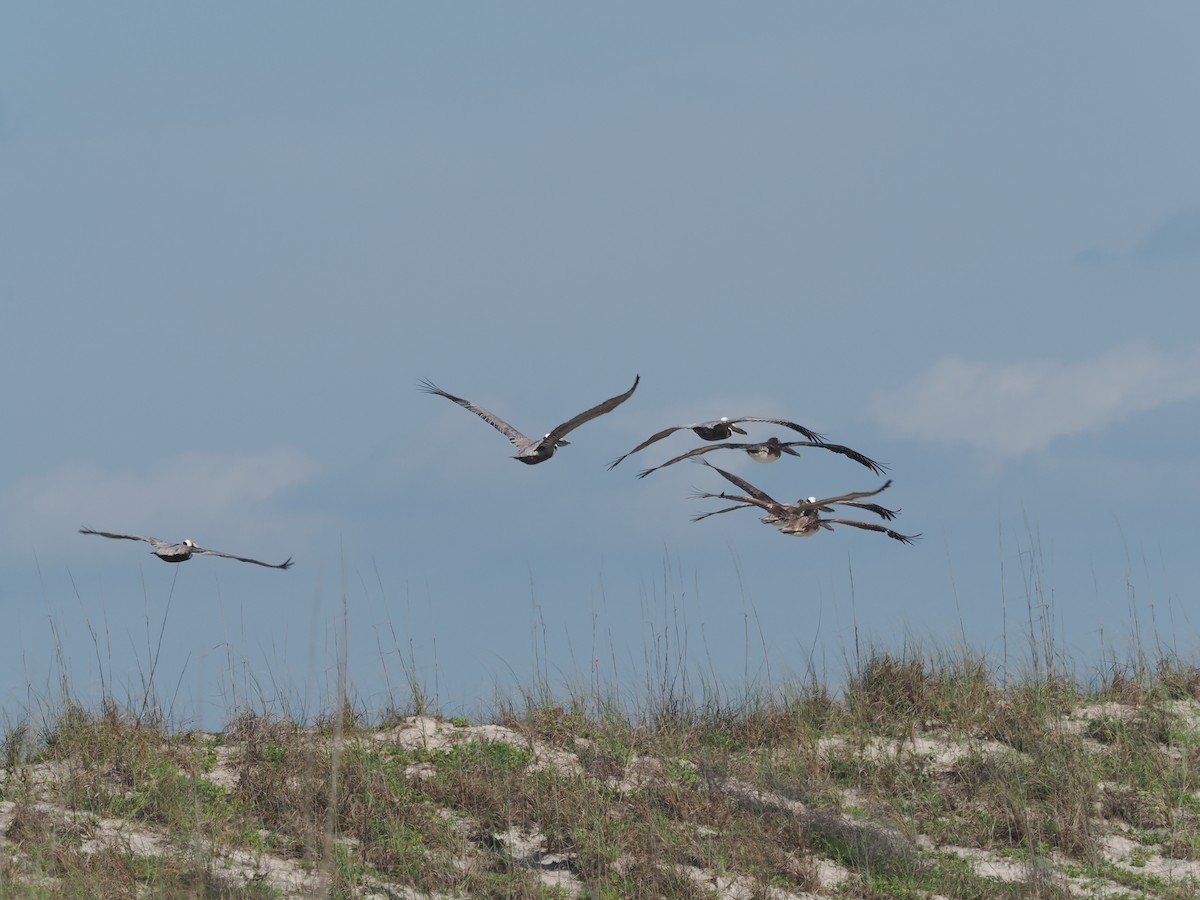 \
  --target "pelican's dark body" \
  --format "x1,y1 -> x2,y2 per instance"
692,422 -> 744,441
